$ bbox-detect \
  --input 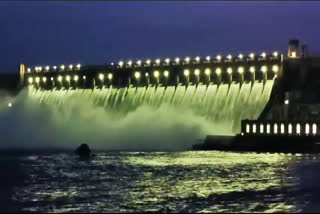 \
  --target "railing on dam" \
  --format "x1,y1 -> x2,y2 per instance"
24,51 -> 283,90
241,120 -> 320,136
